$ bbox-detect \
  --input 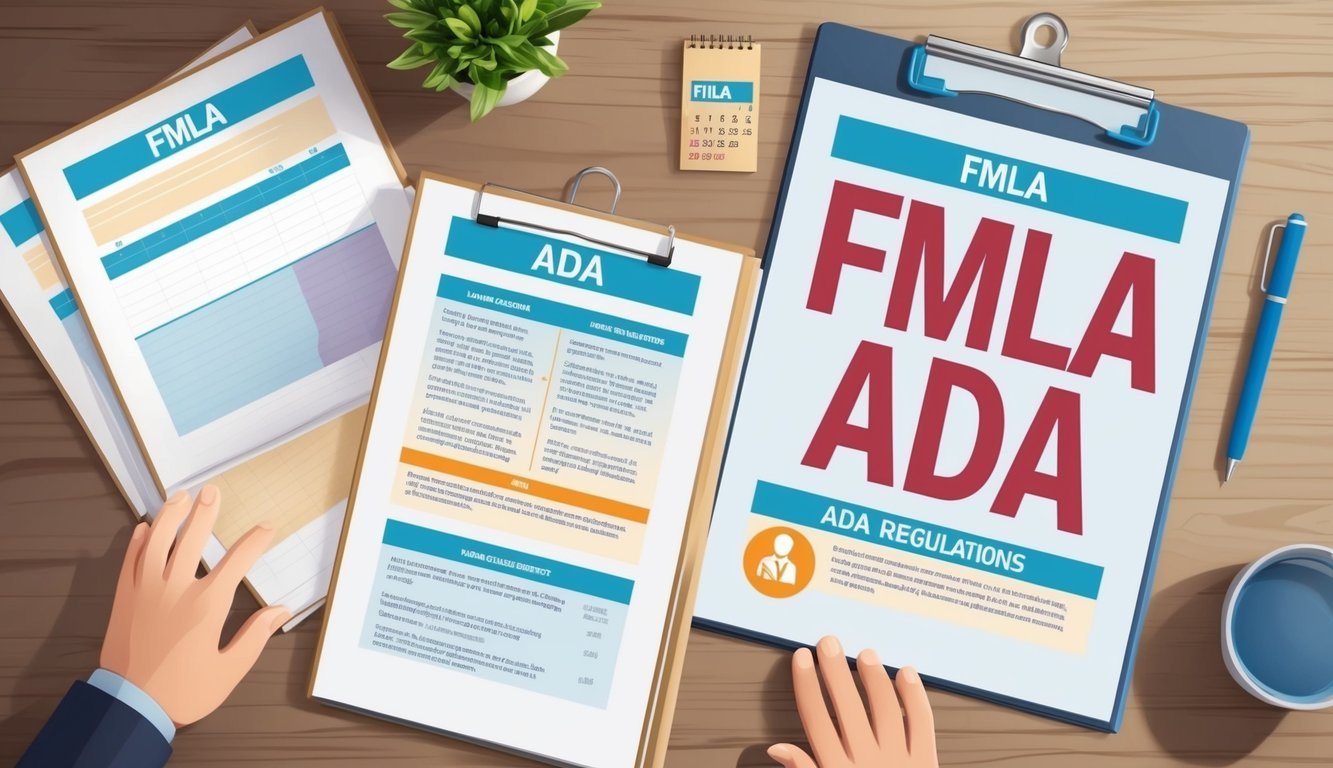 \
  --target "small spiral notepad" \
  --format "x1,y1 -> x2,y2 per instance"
680,35 -> 760,172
